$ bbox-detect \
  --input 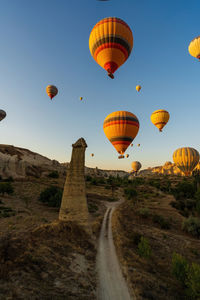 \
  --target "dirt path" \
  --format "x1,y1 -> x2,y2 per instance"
96,199 -> 133,300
